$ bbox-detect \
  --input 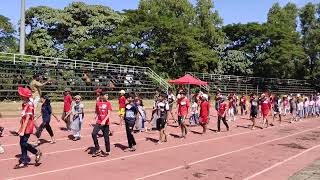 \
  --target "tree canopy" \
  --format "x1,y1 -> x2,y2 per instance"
0,0 -> 319,81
